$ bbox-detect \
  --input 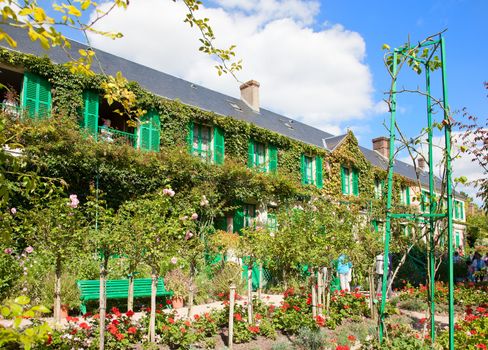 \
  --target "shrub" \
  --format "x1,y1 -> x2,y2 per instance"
208,262 -> 245,299
272,287 -> 317,334
292,327 -> 325,350
165,268 -> 191,299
